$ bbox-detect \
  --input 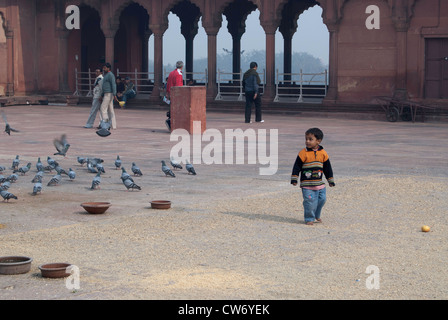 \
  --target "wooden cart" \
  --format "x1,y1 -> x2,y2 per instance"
375,96 -> 436,123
